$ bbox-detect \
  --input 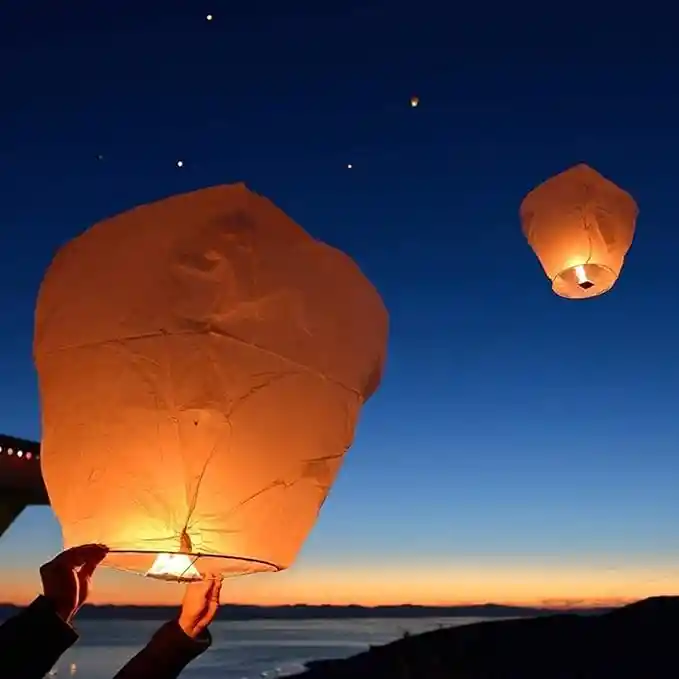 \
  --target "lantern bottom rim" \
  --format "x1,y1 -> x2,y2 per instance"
102,549 -> 283,582
551,262 -> 619,300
